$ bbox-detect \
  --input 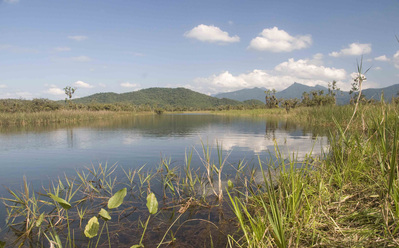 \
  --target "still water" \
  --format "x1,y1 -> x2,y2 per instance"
0,113 -> 328,241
